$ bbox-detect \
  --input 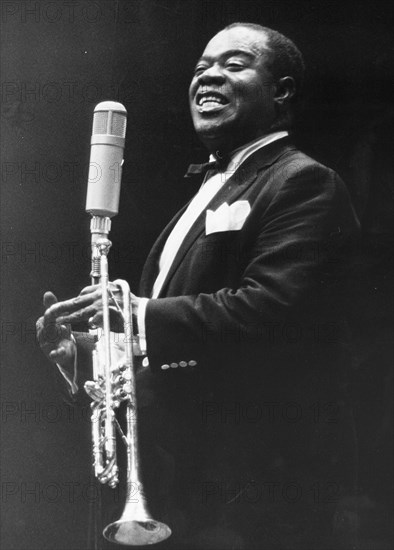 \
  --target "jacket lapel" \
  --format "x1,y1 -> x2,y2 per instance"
144,138 -> 295,297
